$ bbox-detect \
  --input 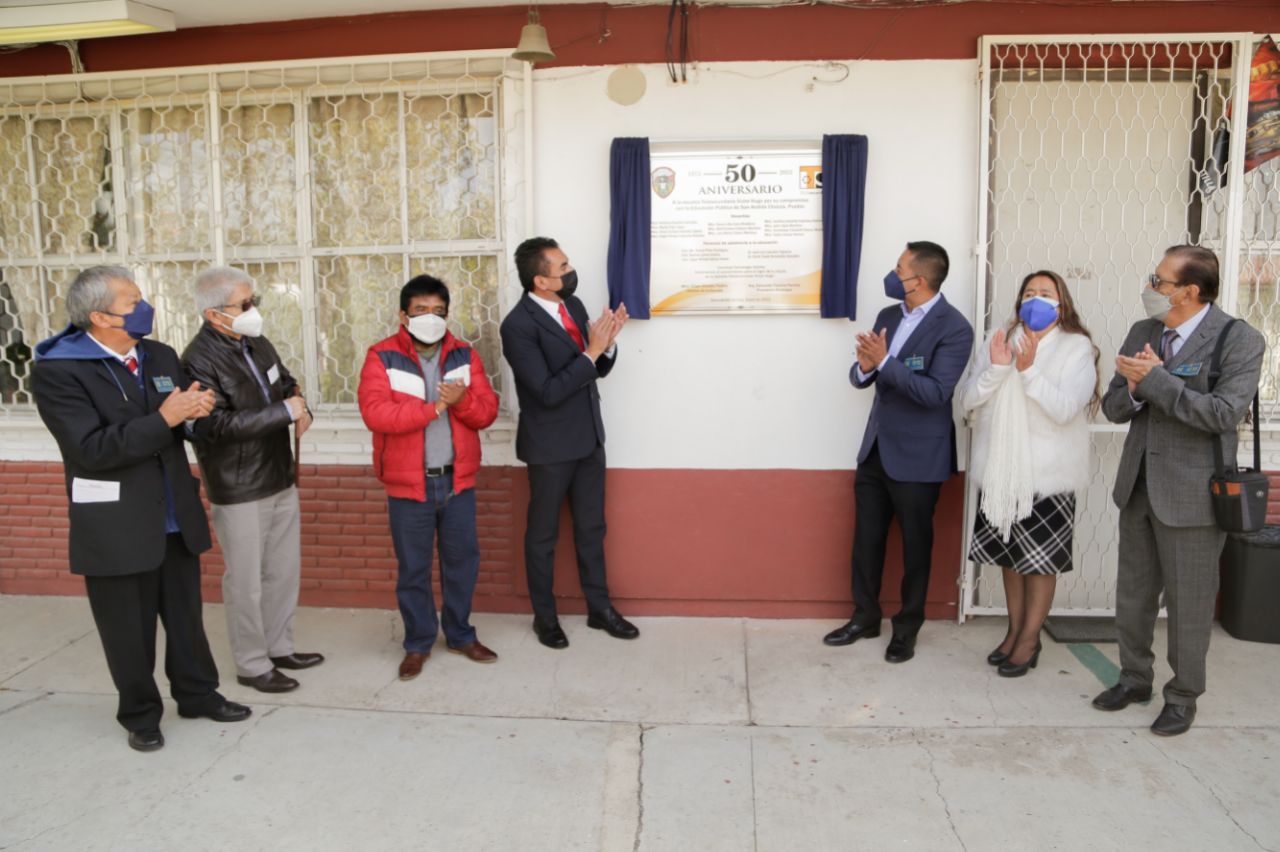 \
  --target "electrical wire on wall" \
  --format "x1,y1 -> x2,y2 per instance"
666,0 -> 691,83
